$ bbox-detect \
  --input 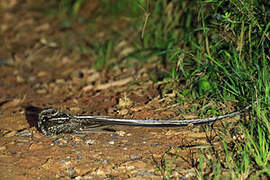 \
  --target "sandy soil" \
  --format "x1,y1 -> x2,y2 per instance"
0,1 -> 239,179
